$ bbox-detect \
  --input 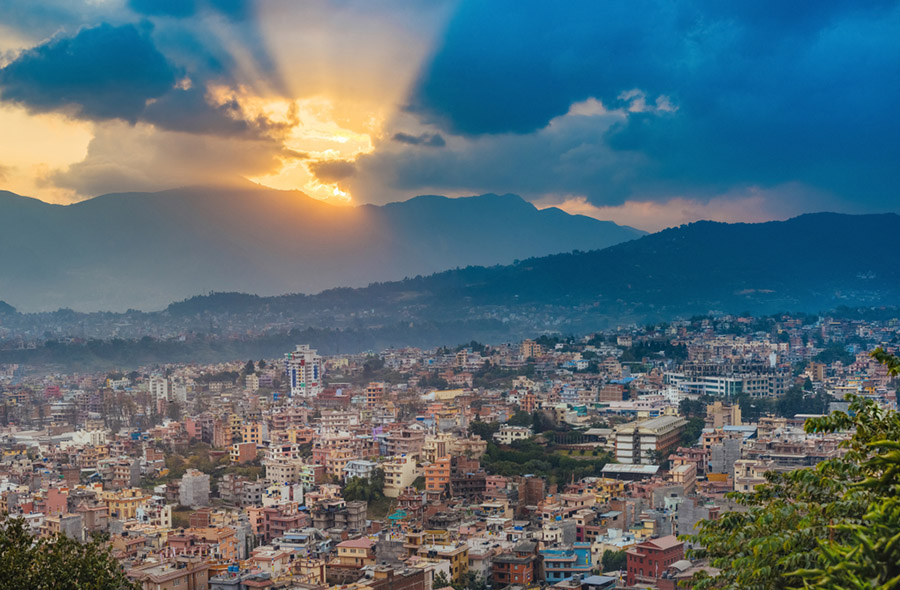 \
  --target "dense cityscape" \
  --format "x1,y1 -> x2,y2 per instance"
0,311 -> 894,589
3,0 -> 899,588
